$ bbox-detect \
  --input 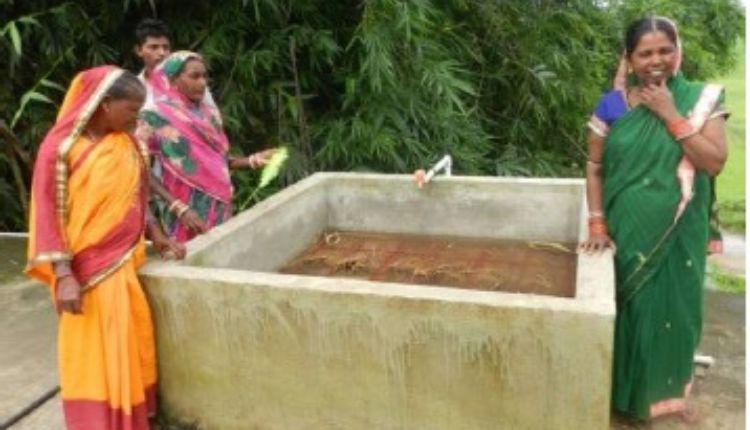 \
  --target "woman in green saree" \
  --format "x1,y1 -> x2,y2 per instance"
579,17 -> 728,422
